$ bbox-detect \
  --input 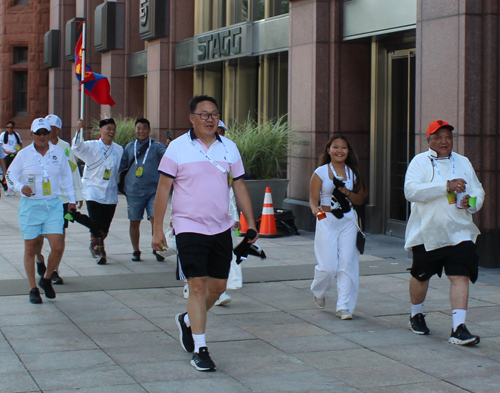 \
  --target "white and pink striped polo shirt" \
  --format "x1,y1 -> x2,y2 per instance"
158,129 -> 245,236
